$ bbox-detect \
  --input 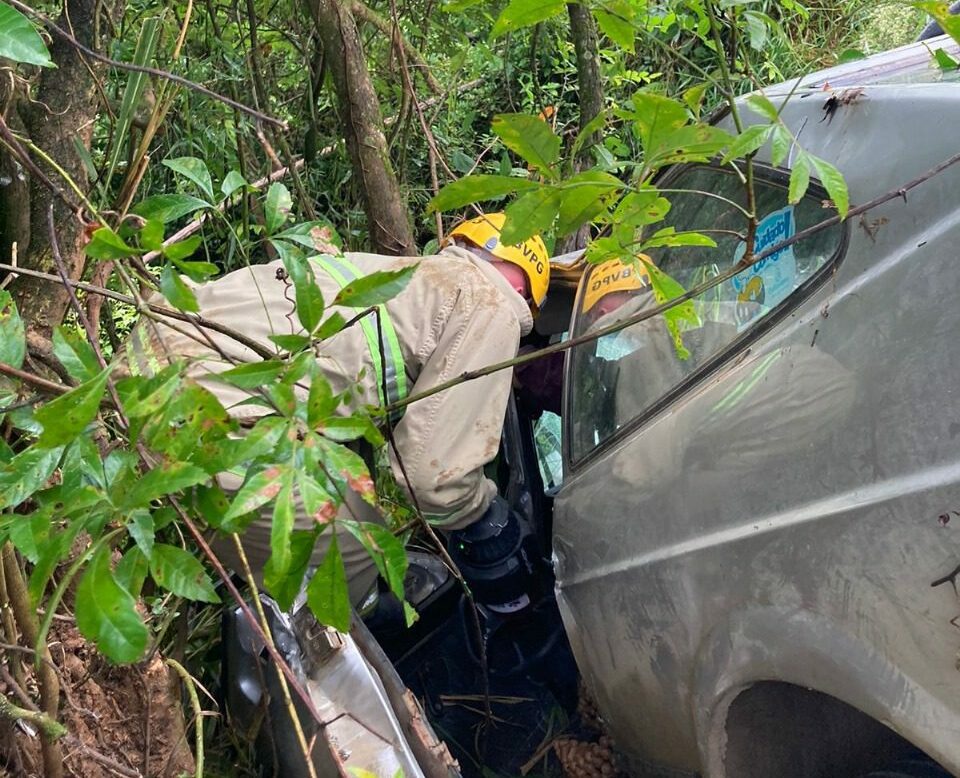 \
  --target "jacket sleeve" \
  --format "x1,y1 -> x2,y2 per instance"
388,271 -> 520,529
